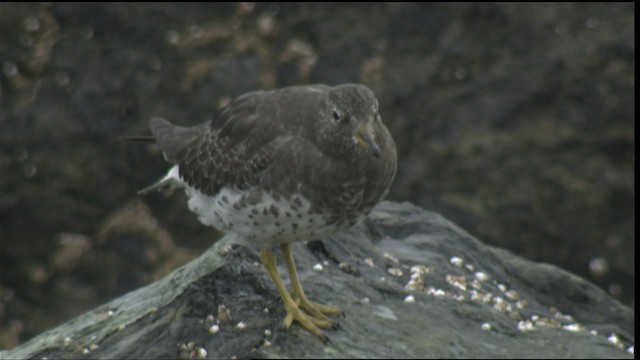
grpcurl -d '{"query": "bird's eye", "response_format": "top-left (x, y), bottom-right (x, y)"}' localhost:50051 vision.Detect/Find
top-left (332, 110), bottom-right (340, 121)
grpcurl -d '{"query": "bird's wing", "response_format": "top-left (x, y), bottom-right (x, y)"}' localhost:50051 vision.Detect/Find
top-left (164, 91), bottom-right (290, 196)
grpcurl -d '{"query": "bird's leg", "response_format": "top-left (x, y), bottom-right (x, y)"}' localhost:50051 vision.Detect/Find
top-left (280, 243), bottom-right (343, 322)
top-left (259, 248), bottom-right (332, 341)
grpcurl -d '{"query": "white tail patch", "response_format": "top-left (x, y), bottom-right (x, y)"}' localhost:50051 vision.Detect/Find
top-left (138, 165), bottom-right (185, 195)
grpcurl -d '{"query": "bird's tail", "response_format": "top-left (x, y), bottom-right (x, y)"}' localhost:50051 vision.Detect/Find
top-left (120, 135), bottom-right (156, 142)
top-left (149, 117), bottom-right (204, 163)
top-left (137, 165), bottom-right (184, 195)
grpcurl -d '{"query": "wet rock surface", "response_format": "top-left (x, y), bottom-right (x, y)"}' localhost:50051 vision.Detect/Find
top-left (0, 2), bottom-right (634, 349)
top-left (1, 202), bottom-right (634, 359)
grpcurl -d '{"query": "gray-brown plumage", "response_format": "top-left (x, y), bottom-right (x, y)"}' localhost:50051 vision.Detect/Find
top-left (140, 83), bottom-right (397, 341)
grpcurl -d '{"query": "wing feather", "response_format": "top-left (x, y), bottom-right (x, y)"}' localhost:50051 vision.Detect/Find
top-left (150, 86), bottom-right (328, 196)
top-left (169, 92), bottom-right (287, 195)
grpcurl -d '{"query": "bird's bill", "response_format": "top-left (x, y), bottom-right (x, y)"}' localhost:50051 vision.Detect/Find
top-left (354, 123), bottom-right (381, 157)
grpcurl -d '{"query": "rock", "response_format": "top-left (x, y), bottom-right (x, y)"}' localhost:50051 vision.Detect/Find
top-left (1, 202), bottom-right (633, 359)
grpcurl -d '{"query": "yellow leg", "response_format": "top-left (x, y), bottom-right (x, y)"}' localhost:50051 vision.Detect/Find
top-left (259, 248), bottom-right (331, 342)
top-left (280, 243), bottom-right (343, 323)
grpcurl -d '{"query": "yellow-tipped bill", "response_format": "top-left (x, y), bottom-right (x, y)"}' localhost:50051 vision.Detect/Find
top-left (355, 123), bottom-right (380, 157)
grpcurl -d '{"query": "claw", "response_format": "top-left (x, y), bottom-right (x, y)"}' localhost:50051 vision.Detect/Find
top-left (309, 316), bottom-right (335, 329)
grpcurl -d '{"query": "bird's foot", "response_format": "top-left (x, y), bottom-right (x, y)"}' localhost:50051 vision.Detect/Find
top-left (282, 300), bottom-right (333, 342)
top-left (293, 295), bottom-right (343, 326)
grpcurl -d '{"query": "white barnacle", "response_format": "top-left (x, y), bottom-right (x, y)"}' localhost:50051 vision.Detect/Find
top-left (474, 272), bottom-right (489, 281)
top-left (387, 267), bottom-right (403, 277)
top-left (515, 299), bottom-right (528, 309)
top-left (383, 253), bottom-right (399, 263)
top-left (220, 244), bottom-right (233, 255)
top-left (465, 264), bottom-right (475, 272)
top-left (532, 316), bottom-right (560, 329)
top-left (196, 347), bottom-right (208, 359)
top-left (551, 309), bottom-right (574, 322)
top-left (427, 287), bottom-right (446, 297)
top-left (364, 257), bottom-right (375, 267)
top-left (446, 274), bottom-right (467, 291)
top-left (493, 296), bottom-right (509, 312)
top-left (505, 290), bottom-right (520, 301)
top-left (562, 323), bottom-right (584, 332)
top-left (208, 324), bottom-right (220, 334)
top-left (517, 320), bottom-right (535, 332)
top-left (449, 256), bottom-right (464, 267)
top-left (404, 279), bottom-right (419, 291)
top-left (607, 333), bottom-right (621, 345)
top-left (468, 279), bottom-right (481, 290)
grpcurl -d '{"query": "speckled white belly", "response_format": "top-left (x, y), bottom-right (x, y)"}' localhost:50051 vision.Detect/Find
top-left (186, 187), bottom-right (343, 247)
top-left (157, 165), bottom-right (344, 248)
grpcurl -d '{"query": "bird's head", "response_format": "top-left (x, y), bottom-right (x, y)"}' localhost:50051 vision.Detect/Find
top-left (316, 84), bottom-right (384, 160)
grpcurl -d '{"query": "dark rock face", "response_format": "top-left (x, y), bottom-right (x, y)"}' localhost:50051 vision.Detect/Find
top-left (1, 202), bottom-right (633, 359)
top-left (0, 2), bottom-right (634, 349)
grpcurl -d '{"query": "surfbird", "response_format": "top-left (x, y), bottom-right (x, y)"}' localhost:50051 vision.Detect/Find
top-left (138, 84), bottom-right (397, 341)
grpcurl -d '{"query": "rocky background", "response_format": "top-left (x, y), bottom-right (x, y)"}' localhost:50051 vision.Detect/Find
top-left (2, 202), bottom-right (634, 358)
top-left (0, 3), bottom-right (634, 350)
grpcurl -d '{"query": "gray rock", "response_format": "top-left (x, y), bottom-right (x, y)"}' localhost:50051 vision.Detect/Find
top-left (2, 202), bottom-right (633, 359)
